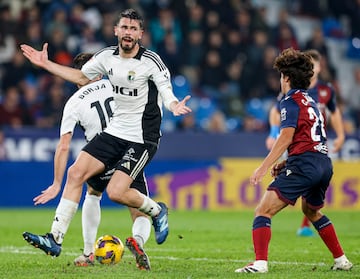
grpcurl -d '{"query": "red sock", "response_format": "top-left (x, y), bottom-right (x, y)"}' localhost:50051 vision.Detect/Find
top-left (318, 224), bottom-right (344, 258)
top-left (301, 216), bottom-right (311, 228)
top-left (253, 227), bottom-right (271, 261)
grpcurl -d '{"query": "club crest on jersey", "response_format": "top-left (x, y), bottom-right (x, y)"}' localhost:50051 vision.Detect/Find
top-left (128, 71), bottom-right (135, 82)
top-left (280, 108), bottom-right (287, 121)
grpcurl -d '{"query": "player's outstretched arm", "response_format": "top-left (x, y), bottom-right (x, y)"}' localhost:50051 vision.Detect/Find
top-left (330, 107), bottom-right (345, 153)
top-left (20, 43), bottom-right (90, 86)
top-left (33, 133), bottom-right (72, 205)
top-left (170, 95), bottom-right (192, 116)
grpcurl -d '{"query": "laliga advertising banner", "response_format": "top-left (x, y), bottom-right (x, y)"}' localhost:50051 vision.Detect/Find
top-left (147, 159), bottom-right (360, 210)
top-left (1, 129), bottom-right (359, 209)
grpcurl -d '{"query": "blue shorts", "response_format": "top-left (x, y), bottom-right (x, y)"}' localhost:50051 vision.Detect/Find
top-left (268, 152), bottom-right (333, 209)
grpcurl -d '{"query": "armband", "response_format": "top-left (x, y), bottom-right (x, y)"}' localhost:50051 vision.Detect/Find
top-left (269, 125), bottom-right (280, 139)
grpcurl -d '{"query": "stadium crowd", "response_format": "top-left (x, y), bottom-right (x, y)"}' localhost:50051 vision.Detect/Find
top-left (0, 0), bottom-right (359, 134)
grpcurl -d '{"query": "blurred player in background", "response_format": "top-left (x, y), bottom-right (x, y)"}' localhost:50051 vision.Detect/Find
top-left (236, 47), bottom-right (352, 273)
top-left (265, 49), bottom-right (345, 237)
top-left (32, 53), bottom-right (152, 270)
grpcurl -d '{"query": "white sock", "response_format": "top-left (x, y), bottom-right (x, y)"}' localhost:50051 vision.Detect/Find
top-left (82, 193), bottom-right (101, 255)
top-left (132, 216), bottom-right (151, 248)
top-left (138, 195), bottom-right (161, 217)
top-left (51, 198), bottom-right (78, 244)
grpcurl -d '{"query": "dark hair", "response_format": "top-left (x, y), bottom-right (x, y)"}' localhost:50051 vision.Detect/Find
top-left (116, 9), bottom-right (144, 30)
top-left (73, 53), bottom-right (93, 69)
top-left (273, 48), bottom-right (313, 89)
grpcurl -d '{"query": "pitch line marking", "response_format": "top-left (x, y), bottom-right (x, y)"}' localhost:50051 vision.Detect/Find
top-left (0, 246), bottom-right (328, 266)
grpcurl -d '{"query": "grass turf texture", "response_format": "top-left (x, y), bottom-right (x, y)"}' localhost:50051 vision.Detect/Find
top-left (0, 208), bottom-right (358, 279)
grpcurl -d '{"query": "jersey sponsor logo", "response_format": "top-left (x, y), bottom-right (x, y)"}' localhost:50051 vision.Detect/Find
top-left (112, 85), bottom-right (138, 96)
top-left (286, 169), bottom-right (292, 176)
top-left (128, 71), bottom-right (135, 82)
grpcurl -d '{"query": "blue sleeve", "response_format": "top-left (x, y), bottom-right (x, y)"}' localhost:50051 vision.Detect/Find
top-left (280, 98), bottom-right (299, 129)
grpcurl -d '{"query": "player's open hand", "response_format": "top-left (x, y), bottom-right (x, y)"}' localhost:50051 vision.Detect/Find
top-left (331, 136), bottom-right (345, 153)
top-left (172, 95), bottom-right (192, 116)
top-left (20, 43), bottom-right (49, 69)
top-left (33, 184), bottom-right (61, 205)
top-left (250, 165), bottom-right (268, 185)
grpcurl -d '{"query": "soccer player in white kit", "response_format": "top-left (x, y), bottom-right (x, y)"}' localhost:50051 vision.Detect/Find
top-left (21, 9), bottom-right (192, 269)
top-left (31, 53), bottom-right (153, 269)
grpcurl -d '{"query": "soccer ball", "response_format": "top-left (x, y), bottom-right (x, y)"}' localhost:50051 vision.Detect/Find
top-left (94, 235), bottom-right (124, 265)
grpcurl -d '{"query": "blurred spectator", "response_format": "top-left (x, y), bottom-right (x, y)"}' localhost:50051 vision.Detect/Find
top-left (232, 8), bottom-right (252, 45)
top-left (221, 59), bottom-right (244, 117)
top-left (199, 49), bottom-right (226, 101)
top-left (149, 8), bottom-right (182, 48)
top-left (76, 23), bottom-right (106, 54)
top-left (0, 86), bottom-right (33, 128)
top-left (96, 12), bottom-right (118, 46)
top-left (68, 2), bottom-right (87, 36)
top-left (1, 49), bottom-right (34, 92)
top-left (206, 110), bottom-right (228, 133)
top-left (22, 78), bottom-right (44, 127)
top-left (44, 6), bottom-right (70, 40)
top-left (180, 29), bottom-right (205, 87)
top-left (46, 27), bottom-right (73, 65)
top-left (270, 9), bottom-right (297, 46)
top-left (276, 22), bottom-right (299, 51)
top-left (185, 3), bottom-right (205, 31)
top-left (343, 66), bottom-right (360, 129)
top-left (223, 28), bottom-right (247, 65)
top-left (176, 113), bottom-right (199, 132)
top-left (157, 32), bottom-right (182, 76)
top-left (304, 25), bottom-right (329, 59)
top-left (23, 21), bottom-right (44, 52)
top-left (0, 30), bottom-right (16, 65)
top-left (0, 127), bottom-right (6, 160)
top-left (39, 82), bottom-right (67, 128)
top-left (205, 29), bottom-right (226, 59)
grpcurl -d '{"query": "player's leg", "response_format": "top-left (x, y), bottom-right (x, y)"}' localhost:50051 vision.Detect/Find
top-left (235, 190), bottom-right (288, 273)
top-left (106, 142), bottom-right (168, 244)
top-left (23, 151), bottom-right (105, 256)
top-left (126, 208), bottom-right (151, 270)
top-left (303, 204), bottom-right (353, 271)
top-left (74, 185), bottom-right (102, 266)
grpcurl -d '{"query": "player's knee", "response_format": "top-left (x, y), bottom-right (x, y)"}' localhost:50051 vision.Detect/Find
top-left (106, 186), bottom-right (125, 203)
top-left (67, 164), bottom-right (86, 182)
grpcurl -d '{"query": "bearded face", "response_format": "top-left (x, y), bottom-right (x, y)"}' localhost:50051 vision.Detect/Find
top-left (114, 18), bottom-right (143, 54)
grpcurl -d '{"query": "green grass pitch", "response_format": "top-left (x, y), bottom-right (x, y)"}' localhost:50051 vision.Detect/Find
top-left (0, 208), bottom-right (358, 278)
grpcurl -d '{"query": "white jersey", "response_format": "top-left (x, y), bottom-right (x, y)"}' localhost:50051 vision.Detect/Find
top-left (81, 46), bottom-right (178, 144)
top-left (60, 79), bottom-right (115, 141)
